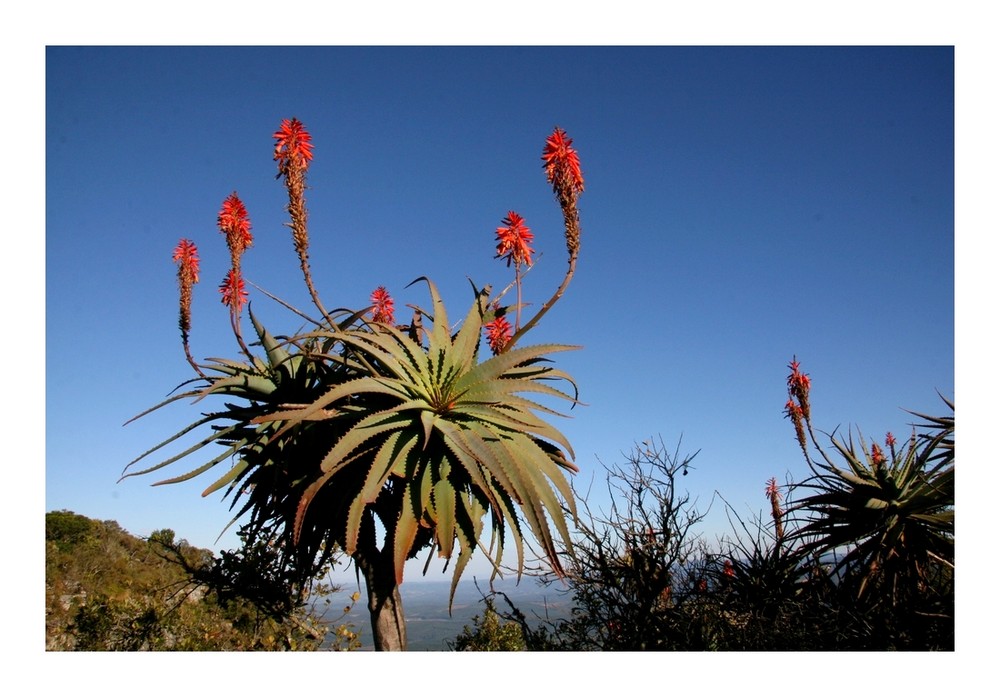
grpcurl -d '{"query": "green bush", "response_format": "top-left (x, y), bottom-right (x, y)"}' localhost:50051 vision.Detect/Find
top-left (450, 598), bottom-right (527, 651)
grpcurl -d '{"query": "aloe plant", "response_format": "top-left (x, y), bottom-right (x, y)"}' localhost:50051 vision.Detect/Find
top-left (783, 358), bottom-right (953, 641)
top-left (789, 409), bottom-right (954, 603)
top-left (123, 119), bottom-right (588, 650)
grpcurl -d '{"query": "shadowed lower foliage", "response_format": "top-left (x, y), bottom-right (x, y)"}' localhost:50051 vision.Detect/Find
top-left (454, 384), bottom-right (953, 651)
top-left (783, 394), bottom-right (954, 648)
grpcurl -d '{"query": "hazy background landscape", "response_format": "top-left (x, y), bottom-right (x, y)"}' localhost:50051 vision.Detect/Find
top-left (320, 578), bottom-right (571, 651)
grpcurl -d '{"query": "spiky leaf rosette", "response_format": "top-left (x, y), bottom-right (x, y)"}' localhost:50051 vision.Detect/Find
top-left (263, 278), bottom-right (580, 602)
top-left (787, 397), bottom-right (954, 605)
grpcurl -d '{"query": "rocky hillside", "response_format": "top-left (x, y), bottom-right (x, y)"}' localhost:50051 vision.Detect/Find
top-left (45, 510), bottom-right (344, 651)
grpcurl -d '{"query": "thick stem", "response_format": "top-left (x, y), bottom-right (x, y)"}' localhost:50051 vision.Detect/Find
top-left (352, 513), bottom-right (408, 651)
top-left (367, 578), bottom-right (407, 652)
top-left (356, 550), bottom-right (407, 651)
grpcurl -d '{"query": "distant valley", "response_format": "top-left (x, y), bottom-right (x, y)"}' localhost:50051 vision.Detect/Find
top-left (318, 578), bottom-right (573, 651)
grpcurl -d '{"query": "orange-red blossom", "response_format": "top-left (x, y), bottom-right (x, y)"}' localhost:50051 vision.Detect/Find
top-left (218, 192), bottom-right (252, 264)
top-left (542, 126), bottom-right (584, 196)
top-left (784, 356), bottom-right (812, 457)
top-left (370, 286), bottom-right (395, 324)
top-left (484, 314), bottom-right (513, 355)
top-left (495, 211), bottom-right (534, 268)
top-left (871, 443), bottom-right (887, 468)
top-left (273, 117), bottom-right (314, 176)
top-left (786, 357), bottom-right (811, 419)
top-left (541, 126), bottom-right (584, 265)
top-left (219, 269), bottom-right (248, 312)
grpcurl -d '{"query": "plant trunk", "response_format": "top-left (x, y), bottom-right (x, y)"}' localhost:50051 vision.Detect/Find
top-left (366, 578), bottom-right (407, 651)
top-left (356, 548), bottom-right (407, 651)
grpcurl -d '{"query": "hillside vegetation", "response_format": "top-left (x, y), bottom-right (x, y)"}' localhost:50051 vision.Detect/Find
top-left (453, 393), bottom-right (954, 651)
top-left (45, 510), bottom-right (357, 651)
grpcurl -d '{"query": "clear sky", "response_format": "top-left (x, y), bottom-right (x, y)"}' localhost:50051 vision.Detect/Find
top-left (45, 46), bottom-right (956, 585)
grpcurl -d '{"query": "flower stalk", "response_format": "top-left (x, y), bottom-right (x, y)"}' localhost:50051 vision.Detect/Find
top-left (784, 356), bottom-right (827, 464)
top-left (507, 127), bottom-right (585, 348)
top-left (217, 193), bottom-right (253, 358)
top-left (273, 118), bottom-right (330, 324)
top-left (172, 238), bottom-right (205, 378)
top-left (494, 211), bottom-right (534, 331)
top-left (765, 477), bottom-right (784, 542)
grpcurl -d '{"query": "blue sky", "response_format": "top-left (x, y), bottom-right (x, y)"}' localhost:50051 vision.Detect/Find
top-left (44, 46), bottom-right (957, 586)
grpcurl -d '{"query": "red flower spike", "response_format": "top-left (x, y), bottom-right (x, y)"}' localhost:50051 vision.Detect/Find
top-left (495, 211), bottom-right (535, 268)
top-left (542, 126), bottom-right (584, 194)
top-left (784, 398), bottom-right (807, 454)
top-left (173, 238), bottom-right (200, 346)
top-left (484, 314), bottom-right (513, 355)
top-left (871, 443), bottom-right (887, 468)
top-left (273, 117), bottom-right (314, 174)
top-left (786, 356), bottom-right (811, 420)
top-left (885, 432), bottom-right (896, 448)
top-left (786, 358), bottom-right (811, 394)
top-left (766, 477), bottom-right (785, 541)
top-left (172, 238), bottom-right (200, 284)
top-left (723, 559), bottom-right (735, 578)
top-left (765, 477), bottom-right (782, 502)
top-left (219, 269), bottom-right (248, 312)
top-left (370, 286), bottom-right (395, 324)
top-left (218, 193), bottom-right (253, 258)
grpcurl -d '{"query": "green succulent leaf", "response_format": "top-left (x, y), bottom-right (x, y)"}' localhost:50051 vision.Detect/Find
top-left (249, 306), bottom-right (290, 369)
top-left (200, 457), bottom-right (251, 497)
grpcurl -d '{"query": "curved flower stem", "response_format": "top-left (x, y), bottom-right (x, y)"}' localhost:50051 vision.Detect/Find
top-left (298, 252), bottom-right (333, 327)
top-left (507, 202), bottom-right (580, 349)
top-left (514, 262), bottom-right (523, 331)
top-left (229, 308), bottom-right (253, 361)
top-left (507, 253), bottom-right (576, 349)
top-left (273, 118), bottom-right (334, 330)
top-left (804, 416), bottom-right (840, 473)
top-left (182, 339), bottom-right (207, 379)
top-left (172, 239), bottom-right (206, 379)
